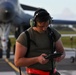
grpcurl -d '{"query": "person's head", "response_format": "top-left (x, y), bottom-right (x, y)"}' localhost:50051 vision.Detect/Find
top-left (30, 8), bottom-right (52, 31)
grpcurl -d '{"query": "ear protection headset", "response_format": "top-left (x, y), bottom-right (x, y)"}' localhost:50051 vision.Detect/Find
top-left (30, 8), bottom-right (52, 27)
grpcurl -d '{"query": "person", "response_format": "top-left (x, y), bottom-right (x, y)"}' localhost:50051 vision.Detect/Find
top-left (14, 8), bottom-right (65, 75)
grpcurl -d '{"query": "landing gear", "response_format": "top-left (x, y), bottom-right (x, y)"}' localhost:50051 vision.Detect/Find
top-left (13, 44), bottom-right (15, 55)
top-left (70, 50), bottom-right (76, 63)
top-left (6, 38), bottom-right (11, 58)
top-left (0, 48), bottom-right (3, 58)
top-left (6, 49), bottom-right (10, 58)
top-left (70, 56), bottom-right (75, 63)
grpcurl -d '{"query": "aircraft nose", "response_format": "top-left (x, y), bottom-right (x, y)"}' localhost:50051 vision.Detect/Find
top-left (0, 2), bottom-right (16, 23)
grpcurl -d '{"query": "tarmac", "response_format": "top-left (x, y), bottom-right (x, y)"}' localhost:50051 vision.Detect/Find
top-left (0, 49), bottom-right (76, 75)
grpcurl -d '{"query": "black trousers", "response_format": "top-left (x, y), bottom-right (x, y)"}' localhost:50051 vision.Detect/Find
top-left (27, 71), bottom-right (60, 75)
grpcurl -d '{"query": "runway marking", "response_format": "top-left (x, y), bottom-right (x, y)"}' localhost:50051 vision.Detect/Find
top-left (4, 58), bottom-right (25, 75)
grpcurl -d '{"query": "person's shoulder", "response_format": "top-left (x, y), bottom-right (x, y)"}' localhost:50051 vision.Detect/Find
top-left (26, 27), bottom-right (33, 36)
top-left (49, 27), bottom-right (61, 41)
top-left (16, 32), bottom-right (26, 41)
top-left (19, 31), bottom-right (25, 36)
top-left (49, 27), bottom-right (57, 31)
top-left (26, 27), bottom-right (32, 32)
top-left (49, 27), bottom-right (60, 33)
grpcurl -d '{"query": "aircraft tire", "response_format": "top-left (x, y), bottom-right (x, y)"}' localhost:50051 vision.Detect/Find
top-left (6, 49), bottom-right (10, 58)
top-left (0, 48), bottom-right (3, 58)
top-left (13, 44), bottom-right (15, 55)
top-left (70, 56), bottom-right (75, 63)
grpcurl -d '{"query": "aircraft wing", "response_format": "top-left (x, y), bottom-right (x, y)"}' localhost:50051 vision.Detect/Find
top-left (20, 4), bottom-right (76, 25)
top-left (19, 4), bottom-right (76, 25)
top-left (20, 4), bottom-right (39, 11)
top-left (52, 19), bottom-right (76, 25)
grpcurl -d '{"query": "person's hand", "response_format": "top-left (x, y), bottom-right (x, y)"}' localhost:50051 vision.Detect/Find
top-left (37, 53), bottom-right (49, 64)
top-left (54, 55), bottom-right (64, 62)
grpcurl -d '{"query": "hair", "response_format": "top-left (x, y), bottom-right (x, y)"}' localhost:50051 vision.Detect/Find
top-left (34, 8), bottom-right (48, 16)
top-left (34, 8), bottom-right (51, 22)
top-left (30, 8), bottom-right (52, 27)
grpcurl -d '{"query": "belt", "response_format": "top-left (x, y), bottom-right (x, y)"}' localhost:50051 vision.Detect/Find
top-left (26, 68), bottom-right (57, 75)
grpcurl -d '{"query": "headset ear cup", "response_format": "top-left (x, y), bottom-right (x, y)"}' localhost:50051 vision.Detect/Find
top-left (30, 18), bottom-right (35, 27)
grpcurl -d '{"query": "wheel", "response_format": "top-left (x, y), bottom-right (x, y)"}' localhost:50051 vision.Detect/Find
top-left (70, 56), bottom-right (75, 63)
top-left (13, 44), bottom-right (15, 55)
top-left (0, 48), bottom-right (3, 58)
top-left (6, 49), bottom-right (10, 58)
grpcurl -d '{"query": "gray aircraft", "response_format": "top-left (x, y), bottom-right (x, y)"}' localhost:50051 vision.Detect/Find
top-left (0, 0), bottom-right (76, 58)
top-left (0, 0), bottom-right (39, 58)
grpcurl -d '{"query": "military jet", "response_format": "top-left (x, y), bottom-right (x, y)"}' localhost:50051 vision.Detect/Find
top-left (0, 0), bottom-right (76, 58)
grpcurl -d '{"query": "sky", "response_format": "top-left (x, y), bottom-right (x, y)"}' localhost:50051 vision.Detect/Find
top-left (19, 0), bottom-right (76, 20)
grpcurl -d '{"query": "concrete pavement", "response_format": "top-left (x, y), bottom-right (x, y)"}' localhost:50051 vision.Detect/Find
top-left (0, 49), bottom-right (76, 75)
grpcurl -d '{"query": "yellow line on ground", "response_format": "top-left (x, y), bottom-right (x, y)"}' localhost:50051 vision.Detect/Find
top-left (4, 58), bottom-right (25, 75)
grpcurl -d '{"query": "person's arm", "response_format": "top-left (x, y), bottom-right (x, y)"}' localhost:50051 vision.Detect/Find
top-left (14, 42), bottom-right (48, 67)
top-left (14, 42), bottom-right (39, 67)
top-left (54, 38), bottom-right (65, 62)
